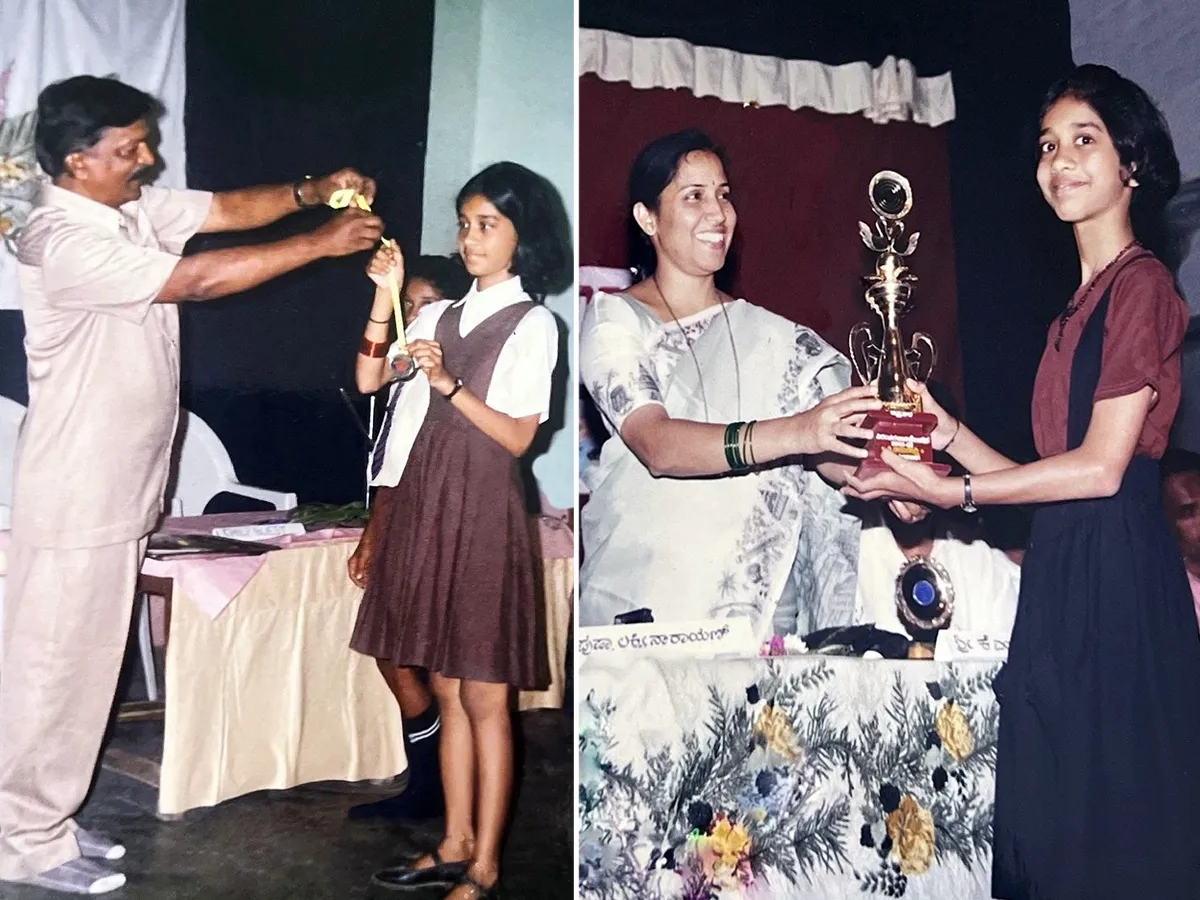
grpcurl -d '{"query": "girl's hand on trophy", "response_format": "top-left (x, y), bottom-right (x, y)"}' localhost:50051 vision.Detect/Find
top-left (408, 340), bottom-right (455, 394)
top-left (366, 241), bottom-right (404, 287)
top-left (905, 378), bottom-right (959, 450)
top-left (843, 449), bottom-right (957, 508)
top-left (794, 385), bottom-right (881, 458)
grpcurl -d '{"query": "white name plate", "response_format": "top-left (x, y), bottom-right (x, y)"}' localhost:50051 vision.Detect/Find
top-left (211, 523), bottom-right (306, 541)
top-left (577, 617), bottom-right (758, 660)
top-left (934, 630), bottom-right (1010, 662)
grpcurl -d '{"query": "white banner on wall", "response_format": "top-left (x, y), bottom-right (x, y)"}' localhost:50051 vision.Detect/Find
top-left (0, 0), bottom-right (188, 311)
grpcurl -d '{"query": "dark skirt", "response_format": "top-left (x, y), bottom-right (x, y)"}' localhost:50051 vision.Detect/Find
top-left (992, 458), bottom-right (1200, 899)
top-left (349, 425), bottom-right (550, 691)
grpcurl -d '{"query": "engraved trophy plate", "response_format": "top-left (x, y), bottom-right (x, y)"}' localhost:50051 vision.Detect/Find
top-left (850, 171), bottom-right (949, 476)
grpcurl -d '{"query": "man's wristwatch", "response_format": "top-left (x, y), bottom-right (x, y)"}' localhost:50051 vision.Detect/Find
top-left (442, 377), bottom-right (464, 401)
top-left (961, 473), bottom-right (978, 513)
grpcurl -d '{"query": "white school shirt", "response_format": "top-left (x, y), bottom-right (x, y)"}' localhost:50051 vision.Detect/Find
top-left (370, 275), bottom-right (558, 487)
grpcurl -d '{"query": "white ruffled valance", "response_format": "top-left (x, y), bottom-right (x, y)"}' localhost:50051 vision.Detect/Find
top-left (579, 27), bottom-right (956, 128)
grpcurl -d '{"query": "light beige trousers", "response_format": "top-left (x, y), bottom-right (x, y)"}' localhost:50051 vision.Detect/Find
top-left (0, 537), bottom-right (144, 880)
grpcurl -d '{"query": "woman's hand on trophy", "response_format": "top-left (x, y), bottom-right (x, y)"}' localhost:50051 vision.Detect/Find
top-left (843, 449), bottom-right (959, 508)
top-left (366, 241), bottom-right (404, 288)
top-left (409, 339), bottom-right (456, 395)
top-left (793, 385), bottom-right (881, 459)
top-left (905, 379), bottom-right (959, 451)
top-left (888, 500), bottom-right (931, 524)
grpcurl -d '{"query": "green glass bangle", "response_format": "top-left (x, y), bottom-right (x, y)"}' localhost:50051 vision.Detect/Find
top-left (724, 421), bottom-right (747, 471)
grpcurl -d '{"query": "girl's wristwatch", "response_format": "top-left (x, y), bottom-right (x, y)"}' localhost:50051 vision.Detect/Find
top-left (443, 377), bottom-right (464, 401)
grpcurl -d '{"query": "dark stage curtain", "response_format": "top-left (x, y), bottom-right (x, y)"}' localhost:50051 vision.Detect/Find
top-left (945, 0), bottom-right (1076, 463)
top-left (0, 316), bottom-right (23, 405)
top-left (579, 76), bottom-right (962, 401)
top-left (181, 0), bottom-right (435, 505)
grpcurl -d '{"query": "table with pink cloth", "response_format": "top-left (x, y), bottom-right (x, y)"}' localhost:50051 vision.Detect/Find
top-left (145, 510), bottom-right (573, 815)
top-left (0, 512), bottom-right (574, 817)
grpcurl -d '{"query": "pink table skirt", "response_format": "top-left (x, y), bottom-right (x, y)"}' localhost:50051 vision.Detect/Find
top-left (0, 509), bottom-right (574, 634)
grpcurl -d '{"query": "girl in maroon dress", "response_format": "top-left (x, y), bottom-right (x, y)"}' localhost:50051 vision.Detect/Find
top-left (352, 162), bottom-right (566, 899)
top-left (846, 65), bottom-right (1200, 898)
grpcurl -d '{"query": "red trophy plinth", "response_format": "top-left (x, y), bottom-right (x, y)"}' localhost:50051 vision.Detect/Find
top-left (857, 408), bottom-right (950, 477)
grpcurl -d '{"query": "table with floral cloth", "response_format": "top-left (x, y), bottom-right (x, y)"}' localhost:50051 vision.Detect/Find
top-left (578, 654), bottom-right (1000, 899)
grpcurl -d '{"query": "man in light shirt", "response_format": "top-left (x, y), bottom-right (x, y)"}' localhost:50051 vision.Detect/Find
top-left (1, 74), bottom-right (383, 895)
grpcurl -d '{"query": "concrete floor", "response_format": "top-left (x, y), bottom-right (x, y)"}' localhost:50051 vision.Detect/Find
top-left (3, 658), bottom-right (572, 900)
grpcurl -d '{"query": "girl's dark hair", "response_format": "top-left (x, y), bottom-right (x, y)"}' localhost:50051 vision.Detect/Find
top-left (1039, 64), bottom-right (1180, 244)
top-left (36, 75), bottom-right (162, 178)
top-left (407, 254), bottom-right (473, 301)
top-left (455, 162), bottom-right (570, 301)
top-left (627, 130), bottom-right (730, 277)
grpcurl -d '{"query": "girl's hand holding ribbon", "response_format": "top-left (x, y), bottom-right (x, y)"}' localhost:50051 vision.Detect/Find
top-left (408, 340), bottom-right (456, 395)
top-left (367, 242), bottom-right (404, 288)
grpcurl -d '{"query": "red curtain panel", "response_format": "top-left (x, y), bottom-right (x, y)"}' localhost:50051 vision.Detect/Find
top-left (580, 74), bottom-right (962, 401)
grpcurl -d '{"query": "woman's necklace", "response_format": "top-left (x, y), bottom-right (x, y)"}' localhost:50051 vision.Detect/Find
top-left (1054, 240), bottom-right (1139, 351)
top-left (650, 276), bottom-right (742, 422)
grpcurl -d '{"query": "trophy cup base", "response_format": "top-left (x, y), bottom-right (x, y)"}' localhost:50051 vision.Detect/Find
top-left (854, 407), bottom-right (951, 478)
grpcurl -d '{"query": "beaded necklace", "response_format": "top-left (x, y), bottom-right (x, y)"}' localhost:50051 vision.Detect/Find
top-left (1054, 240), bottom-right (1139, 351)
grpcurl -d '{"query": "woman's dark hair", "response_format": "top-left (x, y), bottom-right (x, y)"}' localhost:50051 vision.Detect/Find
top-left (455, 162), bottom-right (570, 301)
top-left (1039, 64), bottom-right (1180, 245)
top-left (35, 75), bottom-right (161, 178)
top-left (627, 130), bottom-right (730, 277)
top-left (407, 254), bottom-right (473, 301)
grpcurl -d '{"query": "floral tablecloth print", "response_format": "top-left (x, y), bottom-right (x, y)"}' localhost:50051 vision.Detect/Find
top-left (578, 655), bottom-right (1001, 899)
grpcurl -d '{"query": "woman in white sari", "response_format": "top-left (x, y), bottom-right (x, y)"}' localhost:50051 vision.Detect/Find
top-left (580, 130), bottom-right (897, 639)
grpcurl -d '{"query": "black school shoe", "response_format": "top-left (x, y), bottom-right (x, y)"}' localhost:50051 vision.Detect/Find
top-left (369, 851), bottom-right (468, 892)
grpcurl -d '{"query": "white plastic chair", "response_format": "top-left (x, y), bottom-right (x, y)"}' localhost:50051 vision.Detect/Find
top-left (144, 409), bottom-right (297, 702)
top-left (167, 409), bottom-right (298, 516)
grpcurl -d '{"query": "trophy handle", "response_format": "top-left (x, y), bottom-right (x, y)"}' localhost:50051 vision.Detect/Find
top-left (906, 332), bottom-right (938, 384)
top-left (849, 322), bottom-right (881, 388)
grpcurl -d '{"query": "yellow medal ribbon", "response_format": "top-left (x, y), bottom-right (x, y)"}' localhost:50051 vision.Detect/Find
top-left (327, 188), bottom-right (407, 350)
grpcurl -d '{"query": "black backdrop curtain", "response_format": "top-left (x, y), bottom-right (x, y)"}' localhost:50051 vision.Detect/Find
top-left (181, 0), bottom-right (435, 505)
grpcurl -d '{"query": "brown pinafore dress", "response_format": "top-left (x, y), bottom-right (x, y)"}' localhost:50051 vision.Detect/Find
top-left (350, 300), bottom-right (549, 690)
